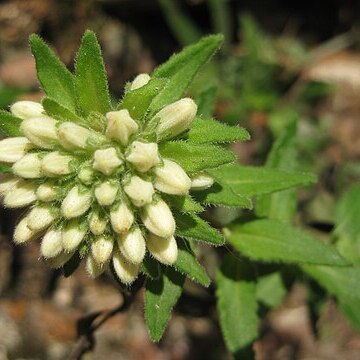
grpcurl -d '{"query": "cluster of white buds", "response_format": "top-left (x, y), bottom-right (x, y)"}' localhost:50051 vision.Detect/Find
top-left (0, 74), bottom-right (215, 284)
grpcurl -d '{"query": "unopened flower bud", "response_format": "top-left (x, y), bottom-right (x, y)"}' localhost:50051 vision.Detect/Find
top-left (118, 227), bottom-right (146, 264)
top-left (92, 148), bottom-right (123, 175)
top-left (78, 165), bottom-right (95, 184)
top-left (110, 202), bottom-right (134, 233)
top-left (105, 109), bottom-right (138, 146)
top-left (0, 177), bottom-right (18, 196)
top-left (89, 211), bottom-right (107, 235)
top-left (0, 137), bottom-right (31, 163)
top-left (91, 236), bottom-right (113, 265)
top-left (130, 73), bottom-right (151, 90)
top-left (61, 186), bottom-right (92, 218)
top-left (147, 233), bottom-right (178, 265)
top-left (112, 249), bottom-right (139, 284)
top-left (94, 181), bottom-right (118, 206)
top-left (41, 151), bottom-right (74, 177)
top-left (27, 204), bottom-right (59, 231)
top-left (36, 181), bottom-right (57, 202)
top-left (40, 229), bottom-right (63, 258)
top-left (154, 98), bottom-right (197, 139)
top-left (86, 254), bottom-right (106, 278)
top-left (46, 251), bottom-right (74, 269)
top-left (12, 153), bottom-right (42, 178)
top-left (141, 200), bottom-right (175, 238)
top-left (190, 173), bottom-right (214, 190)
top-left (126, 141), bottom-right (160, 172)
top-left (154, 159), bottom-right (191, 195)
top-left (10, 101), bottom-right (44, 119)
top-left (4, 180), bottom-right (37, 208)
top-left (123, 176), bottom-right (154, 207)
top-left (62, 219), bottom-right (87, 252)
top-left (13, 216), bottom-right (36, 244)
top-left (20, 116), bottom-right (58, 149)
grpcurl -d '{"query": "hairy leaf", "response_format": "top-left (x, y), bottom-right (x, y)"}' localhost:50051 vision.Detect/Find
top-left (163, 194), bottom-right (204, 213)
top-left (42, 98), bottom-right (83, 123)
top-left (256, 272), bottom-right (287, 308)
top-left (145, 266), bottom-right (185, 341)
top-left (29, 34), bottom-right (76, 112)
top-left (228, 219), bottom-right (348, 266)
top-left (0, 110), bottom-right (22, 136)
top-left (75, 30), bottom-right (112, 115)
top-left (159, 141), bottom-right (235, 173)
top-left (196, 84), bottom-right (217, 117)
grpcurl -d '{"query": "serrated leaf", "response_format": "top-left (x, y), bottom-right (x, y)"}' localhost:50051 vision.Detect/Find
top-left (0, 110), bottom-right (22, 136)
top-left (29, 34), bottom-right (76, 112)
top-left (42, 98), bottom-right (83, 123)
top-left (149, 35), bottom-right (223, 115)
top-left (197, 84), bottom-right (217, 117)
top-left (0, 164), bottom-right (12, 173)
top-left (163, 194), bottom-right (204, 213)
top-left (256, 272), bottom-right (287, 308)
top-left (145, 266), bottom-right (185, 341)
top-left (118, 78), bottom-right (168, 121)
top-left (216, 254), bottom-right (258, 354)
top-left (187, 117), bottom-right (250, 144)
top-left (175, 238), bottom-right (210, 286)
top-left (193, 182), bottom-right (253, 208)
top-left (174, 210), bottom-right (224, 245)
top-left (228, 219), bottom-right (348, 266)
top-left (75, 30), bottom-right (112, 115)
top-left (159, 141), bottom-right (235, 173)
top-left (209, 164), bottom-right (317, 198)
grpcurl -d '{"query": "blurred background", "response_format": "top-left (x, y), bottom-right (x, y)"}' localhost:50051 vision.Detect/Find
top-left (0, 0), bottom-right (360, 359)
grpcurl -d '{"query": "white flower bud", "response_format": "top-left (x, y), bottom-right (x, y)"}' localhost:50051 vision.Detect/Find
top-left (41, 151), bottom-right (74, 177)
top-left (0, 137), bottom-right (31, 163)
top-left (11, 101), bottom-right (44, 119)
top-left (190, 173), bottom-right (214, 190)
top-left (112, 249), bottom-right (139, 284)
top-left (89, 211), bottom-right (107, 235)
top-left (46, 251), bottom-right (74, 269)
top-left (94, 181), bottom-right (118, 206)
top-left (13, 216), bottom-right (36, 244)
top-left (147, 233), bottom-right (178, 265)
top-left (105, 109), bottom-right (139, 146)
top-left (154, 98), bottom-right (197, 139)
top-left (78, 166), bottom-right (95, 184)
top-left (62, 219), bottom-right (87, 252)
top-left (36, 181), bottom-right (57, 202)
top-left (91, 236), bottom-right (114, 265)
top-left (20, 116), bottom-right (58, 149)
top-left (141, 200), bottom-right (175, 238)
top-left (0, 177), bottom-right (18, 196)
top-left (27, 204), bottom-right (58, 231)
top-left (12, 153), bottom-right (42, 179)
top-left (4, 180), bottom-right (37, 208)
top-left (130, 73), bottom-right (151, 90)
top-left (86, 254), bottom-right (106, 278)
top-left (61, 186), bottom-right (92, 219)
top-left (40, 229), bottom-right (63, 258)
top-left (58, 122), bottom-right (105, 150)
top-left (123, 176), bottom-right (154, 207)
top-left (110, 202), bottom-right (134, 233)
top-left (126, 141), bottom-right (160, 172)
top-left (154, 159), bottom-right (191, 195)
top-left (92, 148), bottom-right (123, 176)
top-left (118, 227), bottom-right (146, 265)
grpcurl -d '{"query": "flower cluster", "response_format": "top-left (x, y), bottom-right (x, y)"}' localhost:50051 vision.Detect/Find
top-left (0, 74), bottom-right (214, 284)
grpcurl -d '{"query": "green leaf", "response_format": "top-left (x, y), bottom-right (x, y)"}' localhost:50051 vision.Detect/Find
top-left (339, 297), bottom-right (360, 331)
top-left (187, 117), bottom-right (250, 144)
top-left (118, 78), bottom-right (168, 121)
top-left (29, 34), bottom-right (76, 112)
top-left (159, 141), bottom-right (235, 173)
top-left (42, 98), bottom-right (83, 123)
top-left (163, 194), bottom-right (204, 213)
top-left (149, 35), bottom-right (223, 114)
top-left (216, 254), bottom-right (258, 354)
top-left (196, 84), bottom-right (217, 117)
top-left (194, 182), bottom-right (253, 208)
top-left (0, 110), bottom-right (22, 136)
top-left (145, 266), bottom-right (185, 341)
top-left (75, 30), bottom-right (112, 115)
top-left (141, 255), bottom-right (161, 280)
top-left (0, 164), bottom-right (12, 173)
top-left (174, 210), bottom-right (224, 245)
top-left (256, 120), bottom-right (298, 222)
top-left (256, 272), bottom-right (287, 308)
top-left (209, 164), bottom-right (317, 198)
top-left (228, 219), bottom-right (348, 266)
top-left (175, 238), bottom-right (210, 286)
